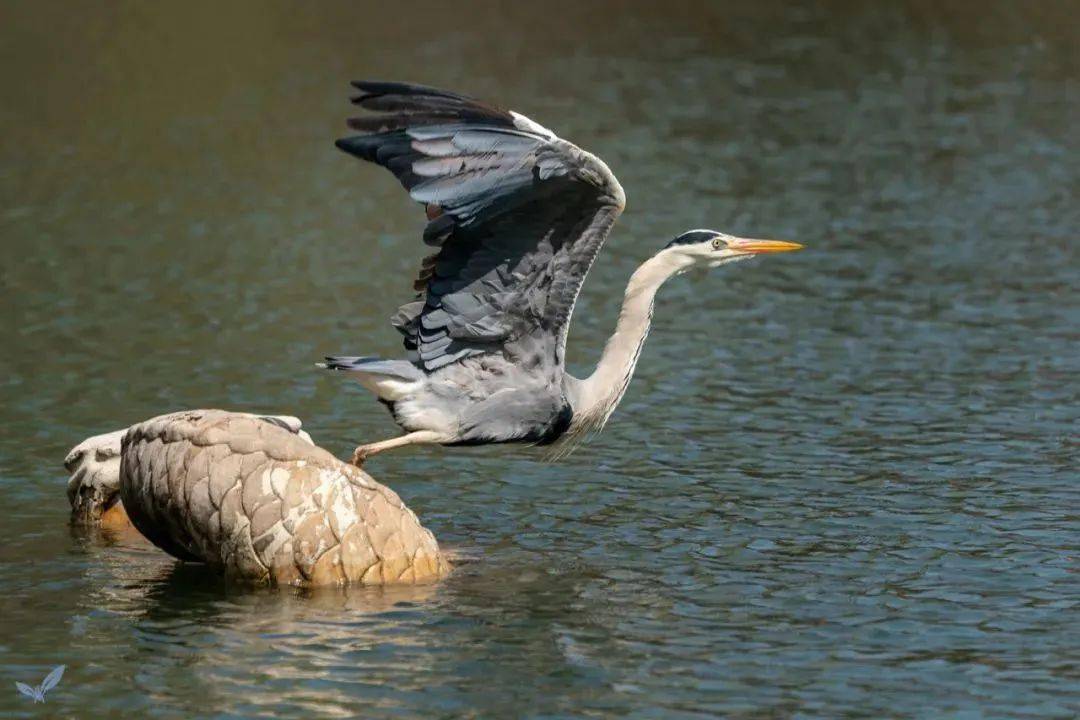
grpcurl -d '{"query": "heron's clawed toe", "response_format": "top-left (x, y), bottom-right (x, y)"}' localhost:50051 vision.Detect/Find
top-left (349, 445), bottom-right (371, 468)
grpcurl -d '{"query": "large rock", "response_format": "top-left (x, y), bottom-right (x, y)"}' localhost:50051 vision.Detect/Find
top-left (65, 410), bottom-right (448, 587)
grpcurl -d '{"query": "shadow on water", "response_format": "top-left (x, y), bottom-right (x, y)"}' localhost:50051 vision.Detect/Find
top-left (72, 544), bottom-right (624, 717)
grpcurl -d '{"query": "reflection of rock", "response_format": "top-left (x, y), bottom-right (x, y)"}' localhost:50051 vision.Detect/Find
top-left (65, 410), bottom-right (448, 587)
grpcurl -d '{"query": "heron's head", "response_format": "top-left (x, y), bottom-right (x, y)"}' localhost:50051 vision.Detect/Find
top-left (665, 229), bottom-right (803, 269)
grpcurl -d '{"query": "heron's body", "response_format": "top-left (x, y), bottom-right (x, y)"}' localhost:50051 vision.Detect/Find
top-left (323, 82), bottom-right (802, 463)
top-left (362, 355), bottom-right (572, 445)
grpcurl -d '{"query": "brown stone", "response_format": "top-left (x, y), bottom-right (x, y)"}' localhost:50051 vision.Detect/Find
top-left (67, 410), bottom-right (449, 587)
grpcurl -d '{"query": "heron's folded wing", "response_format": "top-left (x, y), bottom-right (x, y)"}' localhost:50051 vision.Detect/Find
top-left (337, 81), bottom-right (625, 372)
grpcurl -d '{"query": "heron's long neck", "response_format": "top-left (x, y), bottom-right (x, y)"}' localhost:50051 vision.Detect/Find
top-left (571, 250), bottom-right (691, 431)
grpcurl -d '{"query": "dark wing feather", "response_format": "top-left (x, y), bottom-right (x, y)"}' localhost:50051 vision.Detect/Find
top-left (337, 81), bottom-right (625, 372)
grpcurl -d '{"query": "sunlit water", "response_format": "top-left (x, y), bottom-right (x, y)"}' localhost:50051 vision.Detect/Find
top-left (1, 2), bottom-right (1077, 717)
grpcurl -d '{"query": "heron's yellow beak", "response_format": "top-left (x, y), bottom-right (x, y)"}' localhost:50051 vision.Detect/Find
top-left (727, 238), bottom-right (805, 254)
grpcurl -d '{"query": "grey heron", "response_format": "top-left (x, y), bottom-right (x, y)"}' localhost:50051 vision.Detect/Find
top-left (323, 81), bottom-right (803, 464)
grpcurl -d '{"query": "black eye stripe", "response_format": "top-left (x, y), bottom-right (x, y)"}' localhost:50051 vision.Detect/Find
top-left (665, 230), bottom-right (718, 248)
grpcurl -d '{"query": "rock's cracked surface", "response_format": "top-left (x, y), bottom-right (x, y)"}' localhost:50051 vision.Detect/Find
top-left (68, 409), bottom-right (448, 587)
top-left (65, 428), bottom-right (127, 527)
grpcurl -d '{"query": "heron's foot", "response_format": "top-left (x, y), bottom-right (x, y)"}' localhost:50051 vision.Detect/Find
top-left (349, 444), bottom-right (373, 468)
top-left (347, 431), bottom-right (450, 467)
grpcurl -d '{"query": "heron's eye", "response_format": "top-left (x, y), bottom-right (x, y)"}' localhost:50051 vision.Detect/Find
top-left (711, 237), bottom-right (724, 250)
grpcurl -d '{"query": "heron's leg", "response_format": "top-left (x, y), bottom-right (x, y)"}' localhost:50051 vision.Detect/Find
top-left (350, 431), bottom-right (450, 467)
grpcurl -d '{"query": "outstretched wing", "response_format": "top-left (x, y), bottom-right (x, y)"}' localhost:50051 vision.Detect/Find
top-left (337, 81), bottom-right (625, 372)
top-left (15, 682), bottom-right (36, 699)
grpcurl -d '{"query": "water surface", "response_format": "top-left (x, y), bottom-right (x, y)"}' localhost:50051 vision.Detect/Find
top-left (1, 2), bottom-right (1077, 717)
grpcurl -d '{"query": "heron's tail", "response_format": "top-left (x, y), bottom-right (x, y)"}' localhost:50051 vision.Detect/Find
top-left (319, 356), bottom-right (423, 402)
top-left (318, 356), bottom-right (422, 381)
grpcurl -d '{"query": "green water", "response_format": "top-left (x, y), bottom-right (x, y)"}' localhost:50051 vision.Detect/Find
top-left (1, 2), bottom-right (1077, 717)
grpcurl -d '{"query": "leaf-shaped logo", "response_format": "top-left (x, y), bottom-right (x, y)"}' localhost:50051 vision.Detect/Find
top-left (14, 665), bottom-right (64, 703)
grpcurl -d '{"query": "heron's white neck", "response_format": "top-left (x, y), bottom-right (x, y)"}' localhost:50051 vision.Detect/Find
top-left (569, 249), bottom-right (693, 433)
